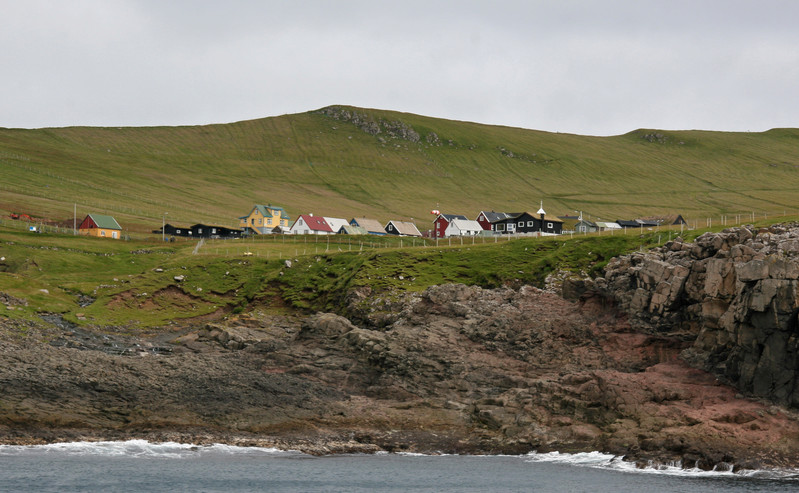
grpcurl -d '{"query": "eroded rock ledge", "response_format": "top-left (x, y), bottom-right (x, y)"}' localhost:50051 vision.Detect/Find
top-left (591, 223), bottom-right (799, 407)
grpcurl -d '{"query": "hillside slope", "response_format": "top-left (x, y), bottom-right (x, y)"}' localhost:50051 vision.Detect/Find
top-left (2, 105), bottom-right (799, 232)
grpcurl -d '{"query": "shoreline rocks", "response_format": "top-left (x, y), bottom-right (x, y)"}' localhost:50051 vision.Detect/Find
top-left (4, 226), bottom-right (799, 470)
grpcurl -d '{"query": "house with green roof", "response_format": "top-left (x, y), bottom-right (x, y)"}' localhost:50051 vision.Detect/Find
top-left (239, 204), bottom-right (290, 234)
top-left (78, 214), bottom-right (122, 239)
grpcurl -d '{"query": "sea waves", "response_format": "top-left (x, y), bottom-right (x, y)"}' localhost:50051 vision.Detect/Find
top-left (524, 451), bottom-right (799, 480)
top-left (1, 440), bottom-right (797, 481)
top-left (0, 439), bottom-right (293, 459)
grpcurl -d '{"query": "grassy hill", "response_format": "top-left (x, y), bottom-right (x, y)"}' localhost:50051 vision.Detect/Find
top-left (2, 105), bottom-right (799, 234)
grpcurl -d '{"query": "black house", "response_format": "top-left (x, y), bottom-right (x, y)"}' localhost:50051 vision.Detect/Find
top-left (189, 223), bottom-right (242, 238)
top-left (153, 223), bottom-right (242, 239)
top-left (494, 212), bottom-right (537, 234)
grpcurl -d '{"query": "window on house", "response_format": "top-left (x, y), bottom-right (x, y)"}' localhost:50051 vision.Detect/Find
top-left (176, 229), bottom-right (181, 234)
top-left (100, 231), bottom-right (105, 236)
top-left (518, 221), bottom-right (523, 228)
top-left (496, 224), bottom-right (504, 231)
top-left (198, 228), bottom-right (203, 234)
top-left (547, 222), bottom-right (553, 228)
top-left (528, 221), bottom-right (534, 227)
top-left (212, 228), bottom-right (217, 234)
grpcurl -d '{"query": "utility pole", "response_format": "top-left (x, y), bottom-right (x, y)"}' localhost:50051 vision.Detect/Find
top-left (162, 212), bottom-right (168, 242)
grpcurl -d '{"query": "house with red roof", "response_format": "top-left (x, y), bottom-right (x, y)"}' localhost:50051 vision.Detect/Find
top-left (288, 214), bottom-right (334, 235)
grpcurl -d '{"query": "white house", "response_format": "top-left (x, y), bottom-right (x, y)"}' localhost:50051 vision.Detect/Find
top-left (323, 217), bottom-right (350, 233)
top-left (444, 219), bottom-right (484, 237)
top-left (288, 214), bottom-right (334, 235)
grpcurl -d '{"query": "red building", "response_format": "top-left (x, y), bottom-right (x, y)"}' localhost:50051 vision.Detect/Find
top-left (432, 214), bottom-right (468, 239)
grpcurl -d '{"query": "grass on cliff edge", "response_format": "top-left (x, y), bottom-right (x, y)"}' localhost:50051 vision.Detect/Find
top-left (0, 221), bottom-right (721, 329)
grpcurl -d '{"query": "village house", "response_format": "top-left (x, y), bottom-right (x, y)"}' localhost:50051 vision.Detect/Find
top-left (78, 214), bottom-right (122, 239)
top-left (494, 212), bottom-right (537, 235)
top-left (338, 224), bottom-right (369, 235)
top-left (289, 214), bottom-right (334, 235)
top-left (323, 217), bottom-right (350, 234)
top-left (617, 219), bottom-right (660, 229)
top-left (384, 220), bottom-right (422, 237)
top-left (574, 219), bottom-right (598, 233)
top-left (239, 205), bottom-right (290, 234)
top-left (153, 223), bottom-right (242, 239)
top-left (487, 205), bottom-right (564, 236)
top-left (637, 214), bottom-right (687, 226)
top-left (533, 203), bottom-right (564, 235)
top-left (444, 218), bottom-right (484, 237)
top-left (476, 211), bottom-right (517, 233)
top-left (432, 213), bottom-right (468, 238)
top-left (349, 217), bottom-right (387, 235)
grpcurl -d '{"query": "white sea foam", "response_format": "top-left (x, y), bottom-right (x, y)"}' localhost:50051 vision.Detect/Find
top-left (524, 451), bottom-right (799, 480)
top-left (0, 440), bottom-right (295, 459)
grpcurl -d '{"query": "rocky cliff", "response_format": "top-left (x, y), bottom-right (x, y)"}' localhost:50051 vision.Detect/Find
top-left (592, 223), bottom-right (799, 408)
top-left (2, 226), bottom-right (799, 470)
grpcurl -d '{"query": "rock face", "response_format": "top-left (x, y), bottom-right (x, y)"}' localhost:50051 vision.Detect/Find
top-left (593, 224), bottom-right (799, 407)
top-left (3, 279), bottom-right (799, 470)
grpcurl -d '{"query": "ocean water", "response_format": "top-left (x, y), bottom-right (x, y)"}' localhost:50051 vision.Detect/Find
top-left (0, 441), bottom-right (797, 492)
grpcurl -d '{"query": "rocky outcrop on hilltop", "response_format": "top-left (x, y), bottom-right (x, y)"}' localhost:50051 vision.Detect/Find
top-left (591, 223), bottom-right (799, 408)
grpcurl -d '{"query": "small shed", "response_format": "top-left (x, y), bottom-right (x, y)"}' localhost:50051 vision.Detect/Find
top-left (595, 221), bottom-right (622, 232)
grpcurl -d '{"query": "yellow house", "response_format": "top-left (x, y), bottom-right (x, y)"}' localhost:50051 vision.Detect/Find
top-left (239, 205), bottom-right (290, 234)
top-left (78, 214), bottom-right (122, 239)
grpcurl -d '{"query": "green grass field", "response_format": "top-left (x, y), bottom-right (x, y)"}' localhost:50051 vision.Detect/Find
top-left (0, 214), bottom-right (729, 329)
top-left (2, 106), bottom-right (799, 236)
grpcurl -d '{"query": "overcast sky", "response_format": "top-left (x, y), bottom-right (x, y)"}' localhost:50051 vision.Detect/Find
top-left (2, 0), bottom-right (797, 135)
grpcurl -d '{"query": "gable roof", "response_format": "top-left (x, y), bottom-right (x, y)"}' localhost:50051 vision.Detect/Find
top-left (350, 217), bottom-right (385, 234)
top-left (437, 213), bottom-right (468, 222)
top-left (386, 221), bottom-right (422, 236)
top-left (242, 204), bottom-right (290, 220)
top-left (293, 214), bottom-right (333, 232)
top-left (323, 217), bottom-right (350, 232)
top-left (338, 224), bottom-right (369, 235)
top-left (617, 219), bottom-right (658, 228)
top-left (637, 214), bottom-right (686, 225)
top-left (84, 214), bottom-right (121, 230)
top-left (575, 219), bottom-right (598, 228)
top-left (448, 219), bottom-right (484, 232)
top-left (478, 211), bottom-right (518, 223)
top-left (595, 221), bottom-right (622, 230)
